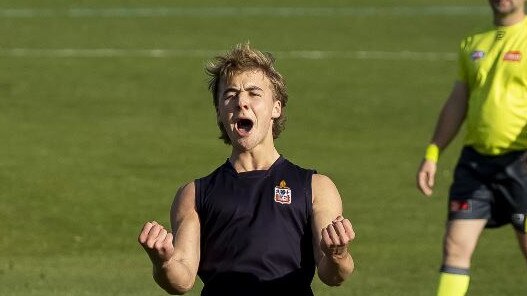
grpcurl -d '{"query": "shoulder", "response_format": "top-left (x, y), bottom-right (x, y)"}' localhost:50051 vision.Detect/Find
top-left (196, 162), bottom-right (230, 185)
top-left (193, 162), bottom-right (230, 193)
top-left (195, 161), bottom-right (228, 181)
top-left (312, 173), bottom-right (335, 188)
top-left (171, 182), bottom-right (197, 215)
top-left (177, 182), bottom-right (196, 198)
top-left (281, 157), bottom-right (316, 176)
top-left (312, 173), bottom-right (342, 204)
top-left (460, 26), bottom-right (496, 49)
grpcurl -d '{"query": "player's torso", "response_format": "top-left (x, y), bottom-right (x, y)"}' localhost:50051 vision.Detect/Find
top-left (461, 19), bottom-right (527, 154)
top-left (195, 156), bottom-right (315, 284)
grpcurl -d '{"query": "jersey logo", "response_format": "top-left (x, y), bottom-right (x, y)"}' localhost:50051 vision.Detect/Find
top-left (470, 50), bottom-right (485, 61)
top-left (274, 180), bottom-right (292, 204)
top-left (449, 200), bottom-right (471, 212)
top-left (503, 50), bottom-right (522, 62)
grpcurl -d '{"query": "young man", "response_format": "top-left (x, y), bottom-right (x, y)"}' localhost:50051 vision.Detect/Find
top-left (138, 43), bottom-right (355, 295)
top-left (416, 1), bottom-right (527, 295)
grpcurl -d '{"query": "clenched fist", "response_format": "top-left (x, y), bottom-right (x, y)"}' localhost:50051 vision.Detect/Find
top-left (138, 221), bottom-right (175, 265)
top-left (320, 216), bottom-right (355, 259)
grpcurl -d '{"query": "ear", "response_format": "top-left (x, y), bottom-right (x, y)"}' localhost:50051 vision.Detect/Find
top-left (271, 100), bottom-right (282, 119)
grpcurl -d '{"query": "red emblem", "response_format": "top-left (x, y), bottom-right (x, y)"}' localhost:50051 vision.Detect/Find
top-left (450, 200), bottom-right (471, 212)
top-left (503, 51), bottom-right (522, 62)
top-left (274, 180), bottom-right (292, 204)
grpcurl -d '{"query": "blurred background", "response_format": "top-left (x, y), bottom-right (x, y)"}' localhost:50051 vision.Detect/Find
top-left (1, 0), bottom-right (525, 295)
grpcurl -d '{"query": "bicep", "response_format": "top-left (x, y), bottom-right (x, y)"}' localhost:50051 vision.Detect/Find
top-left (433, 81), bottom-right (469, 146)
top-left (170, 182), bottom-right (200, 274)
top-left (311, 174), bottom-right (344, 263)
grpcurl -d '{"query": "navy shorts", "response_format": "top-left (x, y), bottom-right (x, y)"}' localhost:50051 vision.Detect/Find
top-left (448, 146), bottom-right (527, 232)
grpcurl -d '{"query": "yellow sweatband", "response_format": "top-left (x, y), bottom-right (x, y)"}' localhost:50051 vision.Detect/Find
top-left (425, 144), bottom-right (440, 163)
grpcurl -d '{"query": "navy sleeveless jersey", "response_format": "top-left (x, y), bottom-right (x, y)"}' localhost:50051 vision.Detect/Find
top-left (195, 156), bottom-right (316, 296)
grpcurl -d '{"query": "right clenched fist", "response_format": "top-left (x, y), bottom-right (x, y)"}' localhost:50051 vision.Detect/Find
top-left (138, 221), bottom-right (175, 265)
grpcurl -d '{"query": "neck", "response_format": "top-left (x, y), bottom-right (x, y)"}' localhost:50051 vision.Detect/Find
top-left (494, 12), bottom-right (525, 26)
top-left (229, 146), bottom-right (280, 173)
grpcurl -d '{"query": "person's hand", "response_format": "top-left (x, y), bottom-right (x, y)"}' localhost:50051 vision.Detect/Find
top-left (417, 159), bottom-right (437, 196)
top-left (320, 216), bottom-right (355, 260)
top-left (138, 221), bottom-right (175, 265)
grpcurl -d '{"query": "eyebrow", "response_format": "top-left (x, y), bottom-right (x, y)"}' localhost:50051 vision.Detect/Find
top-left (222, 85), bottom-right (263, 95)
top-left (245, 85), bottom-right (263, 92)
top-left (222, 87), bottom-right (239, 95)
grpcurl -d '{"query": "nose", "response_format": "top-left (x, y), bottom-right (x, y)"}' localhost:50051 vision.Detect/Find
top-left (236, 92), bottom-right (250, 110)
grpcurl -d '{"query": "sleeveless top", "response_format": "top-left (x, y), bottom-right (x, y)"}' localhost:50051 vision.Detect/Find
top-left (195, 156), bottom-right (316, 296)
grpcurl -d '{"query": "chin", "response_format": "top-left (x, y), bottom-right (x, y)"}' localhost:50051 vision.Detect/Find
top-left (232, 137), bottom-right (258, 151)
top-left (235, 140), bottom-right (253, 150)
top-left (492, 2), bottom-right (514, 13)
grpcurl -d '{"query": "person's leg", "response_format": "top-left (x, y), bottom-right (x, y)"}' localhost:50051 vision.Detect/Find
top-left (515, 230), bottom-right (527, 262)
top-left (437, 147), bottom-right (494, 295)
top-left (437, 219), bottom-right (486, 296)
top-left (502, 152), bottom-right (527, 264)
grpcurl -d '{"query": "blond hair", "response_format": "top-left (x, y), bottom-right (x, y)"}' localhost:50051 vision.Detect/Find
top-left (206, 42), bottom-right (288, 144)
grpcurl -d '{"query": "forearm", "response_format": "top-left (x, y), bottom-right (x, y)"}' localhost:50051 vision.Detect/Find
top-left (431, 104), bottom-right (465, 149)
top-left (153, 259), bottom-right (196, 295)
top-left (317, 252), bottom-right (354, 286)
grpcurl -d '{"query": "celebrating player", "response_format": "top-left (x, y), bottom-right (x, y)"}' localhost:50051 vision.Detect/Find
top-left (416, 1), bottom-right (527, 295)
top-left (138, 43), bottom-right (355, 295)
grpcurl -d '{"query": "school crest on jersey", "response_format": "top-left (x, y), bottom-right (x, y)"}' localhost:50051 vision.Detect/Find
top-left (274, 180), bottom-right (292, 204)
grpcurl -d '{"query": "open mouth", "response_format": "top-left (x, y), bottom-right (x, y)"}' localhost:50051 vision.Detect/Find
top-left (235, 118), bottom-right (254, 134)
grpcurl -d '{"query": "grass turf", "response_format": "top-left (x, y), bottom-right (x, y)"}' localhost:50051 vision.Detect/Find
top-left (1, 1), bottom-right (526, 295)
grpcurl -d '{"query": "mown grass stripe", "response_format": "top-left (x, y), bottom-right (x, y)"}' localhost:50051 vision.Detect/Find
top-left (0, 48), bottom-right (457, 61)
top-left (0, 6), bottom-right (489, 18)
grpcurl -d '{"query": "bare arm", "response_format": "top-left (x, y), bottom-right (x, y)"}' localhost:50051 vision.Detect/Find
top-left (417, 81), bottom-right (469, 196)
top-left (311, 174), bottom-right (355, 286)
top-left (429, 81), bottom-right (469, 149)
top-left (138, 182), bottom-right (200, 294)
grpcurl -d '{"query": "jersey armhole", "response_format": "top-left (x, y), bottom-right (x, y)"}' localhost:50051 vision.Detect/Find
top-left (194, 178), bottom-right (202, 215)
top-left (306, 169), bottom-right (316, 215)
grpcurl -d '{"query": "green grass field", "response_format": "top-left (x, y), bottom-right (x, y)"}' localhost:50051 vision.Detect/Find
top-left (1, 0), bottom-right (526, 295)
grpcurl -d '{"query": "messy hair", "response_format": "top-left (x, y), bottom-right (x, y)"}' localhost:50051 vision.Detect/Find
top-left (205, 42), bottom-right (288, 144)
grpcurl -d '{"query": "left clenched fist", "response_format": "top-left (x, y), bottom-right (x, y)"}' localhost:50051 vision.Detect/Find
top-left (320, 216), bottom-right (355, 259)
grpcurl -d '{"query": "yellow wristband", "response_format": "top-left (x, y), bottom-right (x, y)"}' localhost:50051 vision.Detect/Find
top-left (425, 144), bottom-right (440, 163)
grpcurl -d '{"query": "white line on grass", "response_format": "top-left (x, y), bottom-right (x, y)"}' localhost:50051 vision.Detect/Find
top-left (0, 48), bottom-right (457, 61)
top-left (0, 6), bottom-right (489, 18)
